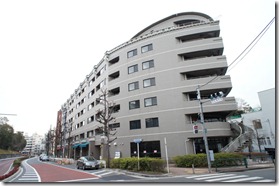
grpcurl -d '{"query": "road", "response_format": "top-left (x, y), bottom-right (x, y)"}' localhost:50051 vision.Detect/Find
top-left (6, 157), bottom-right (276, 183)
top-left (0, 157), bottom-right (18, 176)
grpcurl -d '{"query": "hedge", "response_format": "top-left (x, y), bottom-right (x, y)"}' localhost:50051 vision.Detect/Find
top-left (173, 153), bottom-right (244, 168)
top-left (111, 157), bottom-right (165, 172)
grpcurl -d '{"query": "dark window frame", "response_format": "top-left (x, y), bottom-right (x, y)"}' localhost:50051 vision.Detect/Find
top-left (146, 117), bottom-right (159, 128)
top-left (127, 49), bottom-right (138, 58)
top-left (130, 120), bottom-right (141, 130)
top-left (128, 64), bottom-right (138, 74)
top-left (144, 97), bottom-right (157, 107)
top-left (128, 81), bottom-right (139, 91)
top-left (142, 60), bottom-right (154, 70)
top-left (129, 100), bottom-right (140, 110)
top-left (141, 44), bottom-right (153, 53)
top-left (143, 77), bottom-right (156, 88)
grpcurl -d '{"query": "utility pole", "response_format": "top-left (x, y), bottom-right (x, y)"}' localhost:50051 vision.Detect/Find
top-left (196, 85), bottom-right (212, 173)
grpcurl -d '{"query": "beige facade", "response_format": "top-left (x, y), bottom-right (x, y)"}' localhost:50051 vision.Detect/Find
top-left (61, 12), bottom-right (237, 160)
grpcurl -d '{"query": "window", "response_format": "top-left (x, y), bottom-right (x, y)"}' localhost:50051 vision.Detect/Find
top-left (96, 79), bottom-right (106, 91)
top-left (109, 123), bottom-right (120, 129)
top-left (143, 78), bottom-right (156, 88)
top-left (146, 118), bottom-right (159, 128)
top-left (109, 56), bottom-right (119, 65)
top-left (266, 137), bottom-right (271, 145)
top-left (127, 49), bottom-right (137, 58)
top-left (144, 97), bottom-right (157, 107)
top-left (89, 77), bottom-right (95, 86)
top-left (141, 44), bottom-right (153, 53)
top-left (87, 115), bottom-right (94, 124)
top-left (88, 102), bottom-right (94, 110)
top-left (128, 64), bottom-right (138, 74)
top-left (142, 60), bottom-right (154, 70)
top-left (88, 89), bottom-right (95, 98)
top-left (96, 66), bottom-right (106, 78)
top-left (129, 100), bottom-right (140, 110)
top-left (128, 81), bottom-right (139, 91)
top-left (130, 120), bottom-right (141, 130)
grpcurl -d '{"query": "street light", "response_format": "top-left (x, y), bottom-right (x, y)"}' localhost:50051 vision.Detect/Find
top-left (196, 85), bottom-right (211, 173)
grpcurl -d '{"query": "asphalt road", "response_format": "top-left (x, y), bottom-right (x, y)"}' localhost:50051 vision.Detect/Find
top-left (6, 157), bottom-right (276, 183)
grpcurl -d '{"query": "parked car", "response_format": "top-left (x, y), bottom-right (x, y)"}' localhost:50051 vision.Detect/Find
top-left (40, 155), bottom-right (49, 161)
top-left (39, 154), bottom-right (46, 160)
top-left (76, 156), bottom-right (100, 170)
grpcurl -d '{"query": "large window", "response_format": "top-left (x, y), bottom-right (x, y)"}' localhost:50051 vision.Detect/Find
top-left (144, 97), bottom-right (157, 107)
top-left (141, 44), bottom-right (153, 53)
top-left (128, 64), bottom-right (138, 74)
top-left (143, 77), bottom-right (155, 88)
top-left (129, 100), bottom-right (140, 110)
top-left (127, 49), bottom-right (137, 58)
top-left (130, 120), bottom-right (141, 130)
top-left (142, 60), bottom-right (154, 70)
top-left (128, 81), bottom-right (139, 91)
top-left (146, 117), bottom-right (159, 128)
top-left (130, 140), bottom-right (161, 158)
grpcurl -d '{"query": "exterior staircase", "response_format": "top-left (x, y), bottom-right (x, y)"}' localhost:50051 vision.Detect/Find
top-left (221, 121), bottom-right (255, 153)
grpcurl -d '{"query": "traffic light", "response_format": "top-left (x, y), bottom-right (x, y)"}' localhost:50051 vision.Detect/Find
top-left (209, 91), bottom-right (224, 103)
top-left (193, 125), bottom-right (198, 134)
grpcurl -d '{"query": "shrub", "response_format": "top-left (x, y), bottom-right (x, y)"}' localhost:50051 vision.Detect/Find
top-left (111, 157), bottom-right (165, 172)
top-left (173, 153), bottom-right (244, 168)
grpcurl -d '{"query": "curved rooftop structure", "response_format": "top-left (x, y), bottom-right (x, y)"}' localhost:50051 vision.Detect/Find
top-left (132, 12), bottom-right (214, 39)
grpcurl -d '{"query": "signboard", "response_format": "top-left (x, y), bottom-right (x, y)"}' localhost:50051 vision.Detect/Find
top-left (133, 138), bottom-right (142, 143)
top-left (209, 150), bottom-right (214, 161)
top-left (114, 151), bottom-right (121, 159)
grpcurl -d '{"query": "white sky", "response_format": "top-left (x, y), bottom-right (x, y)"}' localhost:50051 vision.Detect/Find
top-left (0, 0), bottom-right (275, 136)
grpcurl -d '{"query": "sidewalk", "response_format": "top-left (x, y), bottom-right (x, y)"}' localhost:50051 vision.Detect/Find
top-left (167, 163), bottom-right (275, 176)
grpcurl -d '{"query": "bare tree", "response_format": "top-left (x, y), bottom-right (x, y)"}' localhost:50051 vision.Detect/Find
top-left (236, 98), bottom-right (253, 113)
top-left (95, 89), bottom-right (117, 168)
top-left (66, 122), bottom-right (73, 159)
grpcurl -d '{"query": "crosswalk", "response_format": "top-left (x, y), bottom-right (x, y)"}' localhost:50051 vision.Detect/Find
top-left (91, 169), bottom-right (116, 177)
top-left (13, 159), bottom-right (40, 182)
top-left (90, 169), bottom-right (159, 181)
top-left (185, 173), bottom-right (275, 182)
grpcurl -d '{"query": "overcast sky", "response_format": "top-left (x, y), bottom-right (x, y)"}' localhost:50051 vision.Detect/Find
top-left (0, 0), bottom-right (275, 136)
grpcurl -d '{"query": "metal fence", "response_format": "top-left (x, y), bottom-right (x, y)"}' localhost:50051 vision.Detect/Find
top-left (0, 154), bottom-right (21, 159)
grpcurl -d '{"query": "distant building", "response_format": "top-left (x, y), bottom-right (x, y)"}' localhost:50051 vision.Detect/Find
top-left (59, 12), bottom-right (237, 160)
top-left (241, 88), bottom-right (275, 156)
top-left (22, 133), bottom-right (45, 156)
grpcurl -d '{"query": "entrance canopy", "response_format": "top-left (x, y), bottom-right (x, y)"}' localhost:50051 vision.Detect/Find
top-left (80, 142), bottom-right (89, 148)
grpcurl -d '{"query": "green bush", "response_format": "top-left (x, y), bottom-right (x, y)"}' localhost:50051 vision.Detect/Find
top-left (173, 153), bottom-right (244, 168)
top-left (13, 156), bottom-right (27, 167)
top-left (111, 157), bottom-right (165, 172)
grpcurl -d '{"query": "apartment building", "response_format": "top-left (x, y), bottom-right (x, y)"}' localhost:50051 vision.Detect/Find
top-left (60, 12), bottom-right (237, 160)
top-left (22, 133), bottom-right (44, 156)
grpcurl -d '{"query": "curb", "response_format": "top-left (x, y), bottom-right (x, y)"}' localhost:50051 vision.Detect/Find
top-left (111, 168), bottom-right (170, 177)
top-left (216, 165), bottom-right (275, 173)
top-left (2, 166), bottom-right (23, 182)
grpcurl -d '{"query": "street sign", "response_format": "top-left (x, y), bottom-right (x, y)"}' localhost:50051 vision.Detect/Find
top-left (133, 138), bottom-right (142, 143)
top-left (193, 125), bottom-right (198, 134)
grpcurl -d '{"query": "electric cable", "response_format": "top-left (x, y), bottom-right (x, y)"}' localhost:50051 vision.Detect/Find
top-left (199, 17), bottom-right (275, 89)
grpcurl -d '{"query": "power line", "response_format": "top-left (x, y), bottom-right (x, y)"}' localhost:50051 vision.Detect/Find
top-left (199, 17), bottom-right (275, 89)
top-left (228, 17), bottom-right (275, 72)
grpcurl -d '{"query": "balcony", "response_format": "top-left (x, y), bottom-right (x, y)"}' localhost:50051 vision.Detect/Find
top-left (177, 37), bottom-right (224, 57)
top-left (182, 96), bottom-right (237, 115)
